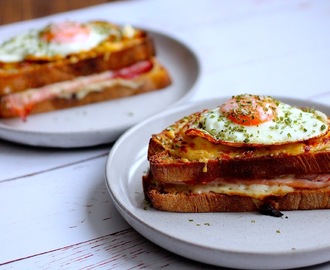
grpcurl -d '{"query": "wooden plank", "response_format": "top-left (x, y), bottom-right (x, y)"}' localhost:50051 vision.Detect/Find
top-left (1, 229), bottom-right (220, 269)
top-left (0, 156), bottom-right (130, 263)
top-left (0, 141), bottom-right (110, 182)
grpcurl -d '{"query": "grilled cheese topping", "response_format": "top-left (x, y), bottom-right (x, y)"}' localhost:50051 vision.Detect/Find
top-left (156, 112), bottom-right (330, 162)
top-left (0, 21), bottom-right (140, 63)
top-left (58, 79), bottom-right (141, 100)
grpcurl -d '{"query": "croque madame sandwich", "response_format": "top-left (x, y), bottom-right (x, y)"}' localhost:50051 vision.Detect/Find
top-left (0, 21), bottom-right (171, 120)
top-left (143, 94), bottom-right (330, 217)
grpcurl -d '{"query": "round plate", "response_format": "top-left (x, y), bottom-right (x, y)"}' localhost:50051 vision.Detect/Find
top-left (106, 97), bottom-right (330, 270)
top-left (0, 29), bottom-right (200, 148)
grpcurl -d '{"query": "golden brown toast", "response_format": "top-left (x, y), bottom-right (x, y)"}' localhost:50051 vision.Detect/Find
top-left (0, 22), bottom-right (155, 95)
top-left (143, 96), bottom-right (330, 214)
top-left (147, 111), bottom-right (330, 182)
top-left (0, 21), bottom-right (171, 118)
top-left (0, 58), bottom-right (171, 118)
top-left (143, 172), bottom-right (330, 213)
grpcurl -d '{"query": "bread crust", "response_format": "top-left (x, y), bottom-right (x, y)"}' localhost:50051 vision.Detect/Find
top-left (149, 150), bottom-right (330, 182)
top-left (147, 112), bottom-right (330, 180)
top-left (0, 36), bottom-right (155, 95)
top-left (0, 59), bottom-right (171, 118)
top-left (144, 100), bottom-right (330, 213)
top-left (143, 173), bottom-right (330, 213)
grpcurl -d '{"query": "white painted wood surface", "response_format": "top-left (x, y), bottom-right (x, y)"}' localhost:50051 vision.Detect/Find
top-left (1, 0), bottom-right (330, 269)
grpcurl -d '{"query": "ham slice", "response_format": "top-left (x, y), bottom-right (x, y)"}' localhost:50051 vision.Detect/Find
top-left (190, 173), bottom-right (330, 189)
top-left (2, 60), bottom-right (153, 119)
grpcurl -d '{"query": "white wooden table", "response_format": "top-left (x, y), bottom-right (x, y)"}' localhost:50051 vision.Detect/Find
top-left (1, 0), bottom-right (330, 269)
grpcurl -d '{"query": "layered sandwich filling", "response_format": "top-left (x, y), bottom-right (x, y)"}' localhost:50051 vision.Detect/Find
top-left (152, 173), bottom-right (330, 199)
top-left (1, 59), bottom-right (154, 119)
top-left (145, 95), bottom-right (330, 214)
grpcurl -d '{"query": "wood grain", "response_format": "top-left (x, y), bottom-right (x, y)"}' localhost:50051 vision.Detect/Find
top-left (1, 1), bottom-right (330, 269)
top-left (0, 229), bottom-right (220, 269)
top-left (0, 0), bottom-right (120, 25)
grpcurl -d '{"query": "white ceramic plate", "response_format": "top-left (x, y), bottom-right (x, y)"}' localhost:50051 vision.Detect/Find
top-left (106, 97), bottom-right (330, 270)
top-left (0, 30), bottom-right (200, 148)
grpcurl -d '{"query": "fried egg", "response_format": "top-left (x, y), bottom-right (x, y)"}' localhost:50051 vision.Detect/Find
top-left (189, 94), bottom-right (329, 146)
top-left (0, 21), bottom-right (135, 62)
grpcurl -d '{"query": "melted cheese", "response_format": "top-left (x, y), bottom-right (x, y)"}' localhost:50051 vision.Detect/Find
top-left (162, 112), bottom-right (330, 162)
top-left (0, 22), bottom-right (138, 63)
top-left (163, 182), bottom-right (294, 199)
top-left (161, 174), bottom-right (330, 199)
top-left (2, 60), bottom-right (152, 119)
top-left (59, 79), bottom-right (140, 100)
top-left (190, 183), bottom-right (294, 198)
top-left (170, 135), bottom-right (307, 161)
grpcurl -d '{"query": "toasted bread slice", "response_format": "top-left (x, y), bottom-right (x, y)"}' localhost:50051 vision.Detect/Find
top-left (0, 22), bottom-right (155, 96)
top-left (144, 96), bottom-right (330, 214)
top-left (147, 112), bottom-right (330, 181)
top-left (143, 171), bottom-right (330, 213)
top-left (0, 21), bottom-right (172, 118)
top-left (0, 58), bottom-right (171, 118)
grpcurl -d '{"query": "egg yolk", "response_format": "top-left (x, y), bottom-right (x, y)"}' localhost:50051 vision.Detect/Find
top-left (41, 21), bottom-right (91, 44)
top-left (220, 94), bottom-right (277, 126)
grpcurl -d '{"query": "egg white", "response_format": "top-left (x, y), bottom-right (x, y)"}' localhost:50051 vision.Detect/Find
top-left (198, 101), bottom-right (329, 145)
top-left (0, 22), bottom-right (122, 62)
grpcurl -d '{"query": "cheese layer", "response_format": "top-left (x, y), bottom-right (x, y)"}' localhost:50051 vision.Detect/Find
top-left (1, 60), bottom-right (153, 119)
top-left (156, 113), bottom-right (330, 162)
top-left (158, 174), bottom-right (330, 199)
